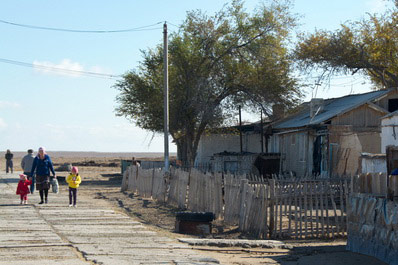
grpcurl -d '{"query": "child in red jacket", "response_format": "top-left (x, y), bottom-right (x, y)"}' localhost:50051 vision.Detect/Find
top-left (16, 174), bottom-right (32, 204)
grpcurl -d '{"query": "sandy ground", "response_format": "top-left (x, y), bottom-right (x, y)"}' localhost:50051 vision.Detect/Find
top-left (0, 155), bottom-right (388, 265)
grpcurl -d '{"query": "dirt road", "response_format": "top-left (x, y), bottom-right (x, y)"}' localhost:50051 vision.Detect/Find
top-left (0, 172), bottom-right (219, 264)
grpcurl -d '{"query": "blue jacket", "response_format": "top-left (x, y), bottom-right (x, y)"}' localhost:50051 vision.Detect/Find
top-left (30, 155), bottom-right (55, 177)
top-left (392, 168), bottom-right (398, 175)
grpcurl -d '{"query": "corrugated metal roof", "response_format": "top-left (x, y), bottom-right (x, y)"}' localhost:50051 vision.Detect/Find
top-left (274, 89), bottom-right (391, 130)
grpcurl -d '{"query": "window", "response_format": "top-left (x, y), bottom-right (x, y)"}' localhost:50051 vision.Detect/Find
top-left (388, 98), bottom-right (398, 112)
top-left (224, 161), bottom-right (238, 173)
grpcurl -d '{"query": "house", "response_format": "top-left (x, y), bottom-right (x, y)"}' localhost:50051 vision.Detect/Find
top-left (194, 120), bottom-right (278, 175)
top-left (270, 88), bottom-right (398, 177)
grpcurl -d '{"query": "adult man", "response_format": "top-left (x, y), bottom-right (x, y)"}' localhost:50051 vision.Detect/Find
top-left (21, 149), bottom-right (35, 193)
top-left (5, 149), bottom-right (13, 174)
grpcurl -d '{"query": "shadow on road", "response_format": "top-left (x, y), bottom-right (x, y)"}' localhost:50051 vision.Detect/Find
top-left (0, 178), bottom-right (19, 184)
top-left (255, 244), bottom-right (388, 265)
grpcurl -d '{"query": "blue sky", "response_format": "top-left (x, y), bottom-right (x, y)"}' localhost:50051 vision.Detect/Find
top-left (0, 0), bottom-right (393, 152)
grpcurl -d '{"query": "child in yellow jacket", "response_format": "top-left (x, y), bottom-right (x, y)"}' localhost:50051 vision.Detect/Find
top-left (66, 166), bottom-right (81, 207)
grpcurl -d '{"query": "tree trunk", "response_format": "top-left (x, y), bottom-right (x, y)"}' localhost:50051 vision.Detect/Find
top-left (175, 133), bottom-right (199, 167)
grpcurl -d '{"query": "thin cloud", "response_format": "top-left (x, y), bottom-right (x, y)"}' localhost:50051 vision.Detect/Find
top-left (365, 0), bottom-right (393, 13)
top-left (89, 65), bottom-right (113, 76)
top-left (33, 59), bottom-right (113, 77)
top-left (0, 101), bottom-right (20, 109)
top-left (0, 118), bottom-right (8, 130)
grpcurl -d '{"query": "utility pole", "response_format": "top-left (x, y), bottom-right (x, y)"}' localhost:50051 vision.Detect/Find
top-left (239, 105), bottom-right (243, 153)
top-left (260, 108), bottom-right (264, 153)
top-left (163, 22), bottom-right (170, 172)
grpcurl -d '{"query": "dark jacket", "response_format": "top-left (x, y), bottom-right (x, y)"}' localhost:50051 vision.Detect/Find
top-left (5, 153), bottom-right (13, 161)
top-left (30, 155), bottom-right (55, 177)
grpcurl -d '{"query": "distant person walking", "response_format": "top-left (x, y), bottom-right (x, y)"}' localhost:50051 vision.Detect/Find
top-left (16, 174), bottom-right (32, 204)
top-left (66, 166), bottom-right (81, 207)
top-left (30, 147), bottom-right (56, 204)
top-left (5, 149), bottom-right (13, 173)
top-left (132, 157), bottom-right (140, 167)
top-left (21, 149), bottom-right (35, 193)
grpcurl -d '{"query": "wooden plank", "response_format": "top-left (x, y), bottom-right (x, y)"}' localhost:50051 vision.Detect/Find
top-left (294, 182), bottom-right (299, 239)
top-left (264, 184), bottom-right (269, 239)
top-left (366, 173), bottom-right (372, 194)
top-left (339, 180), bottom-right (345, 236)
top-left (325, 182), bottom-right (330, 238)
top-left (239, 179), bottom-right (249, 231)
top-left (380, 173), bottom-right (387, 197)
top-left (344, 179), bottom-right (349, 234)
top-left (299, 183), bottom-right (303, 239)
top-left (304, 182), bottom-right (308, 238)
top-left (330, 182), bottom-right (339, 238)
top-left (360, 173), bottom-right (366, 193)
top-left (279, 183), bottom-right (283, 238)
top-left (315, 182), bottom-right (319, 237)
top-left (309, 181), bottom-right (314, 238)
top-left (245, 184), bottom-right (254, 232)
top-left (319, 182), bottom-right (325, 238)
top-left (269, 180), bottom-right (275, 238)
top-left (288, 183), bottom-right (292, 238)
top-left (274, 182), bottom-right (278, 238)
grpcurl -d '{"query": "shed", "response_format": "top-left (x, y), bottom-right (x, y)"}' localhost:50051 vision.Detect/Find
top-left (271, 88), bottom-right (398, 177)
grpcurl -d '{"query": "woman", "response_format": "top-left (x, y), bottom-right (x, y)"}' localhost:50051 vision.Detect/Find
top-left (30, 147), bottom-right (56, 204)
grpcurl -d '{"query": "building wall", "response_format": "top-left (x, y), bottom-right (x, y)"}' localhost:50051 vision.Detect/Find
top-left (331, 104), bottom-right (383, 127)
top-left (328, 105), bottom-right (383, 175)
top-left (329, 125), bottom-right (381, 176)
top-left (359, 154), bottom-right (386, 173)
top-left (195, 132), bottom-right (263, 165)
top-left (212, 154), bottom-right (259, 175)
top-left (374, 89), bottom-right (398, 110)
top-left (278, 130), bottom-right (313, 176)
top-left (381, 115), bottom-right (398, 153)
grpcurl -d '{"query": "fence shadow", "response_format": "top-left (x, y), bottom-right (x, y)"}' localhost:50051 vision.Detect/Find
top-left (0, 178), bottom-right (19, 184)
top-left (253, 244), bottom-right (382, 265)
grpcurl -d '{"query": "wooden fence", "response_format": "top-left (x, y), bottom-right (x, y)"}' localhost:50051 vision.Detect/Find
top-left (121, 166), bottom-right (351, 239)
top-left (350, 172), bottom-right (398, 197)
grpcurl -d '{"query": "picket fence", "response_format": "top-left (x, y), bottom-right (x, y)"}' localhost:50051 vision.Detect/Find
top-left (121, 166), bottom-right (351, 239)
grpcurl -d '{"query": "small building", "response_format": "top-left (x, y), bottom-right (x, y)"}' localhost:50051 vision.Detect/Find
top-left (381, 110), bottom-right (398, 153)
top-left (195, 121), bottom-right (269, 166)
top-left (358, 152), bottom-right (386, 174)
top-left (271, 88), bottom-right (398, 177)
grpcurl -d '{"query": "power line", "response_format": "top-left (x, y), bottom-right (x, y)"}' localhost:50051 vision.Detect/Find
top-left (0, 19), bottom-right (163, 33)
top-left (167, 21), bottom-right (180, 28)
top-left (0, 58), bottom-right (122, 79)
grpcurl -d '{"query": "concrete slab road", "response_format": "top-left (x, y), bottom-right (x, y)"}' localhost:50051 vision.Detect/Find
top-left (0, 173), bottom-right (220, 265)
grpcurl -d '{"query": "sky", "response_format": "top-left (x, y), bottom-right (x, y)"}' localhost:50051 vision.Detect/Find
top-left (0, 0), bottom-right (394, 152)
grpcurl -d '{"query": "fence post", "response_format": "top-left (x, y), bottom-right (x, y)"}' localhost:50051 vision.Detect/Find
top-left (121, 167), bottom-right (129, 192)
top-left (239, 179), bottom-right (249, 231)
top-left (269, 179), bottom-right (275, 238)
